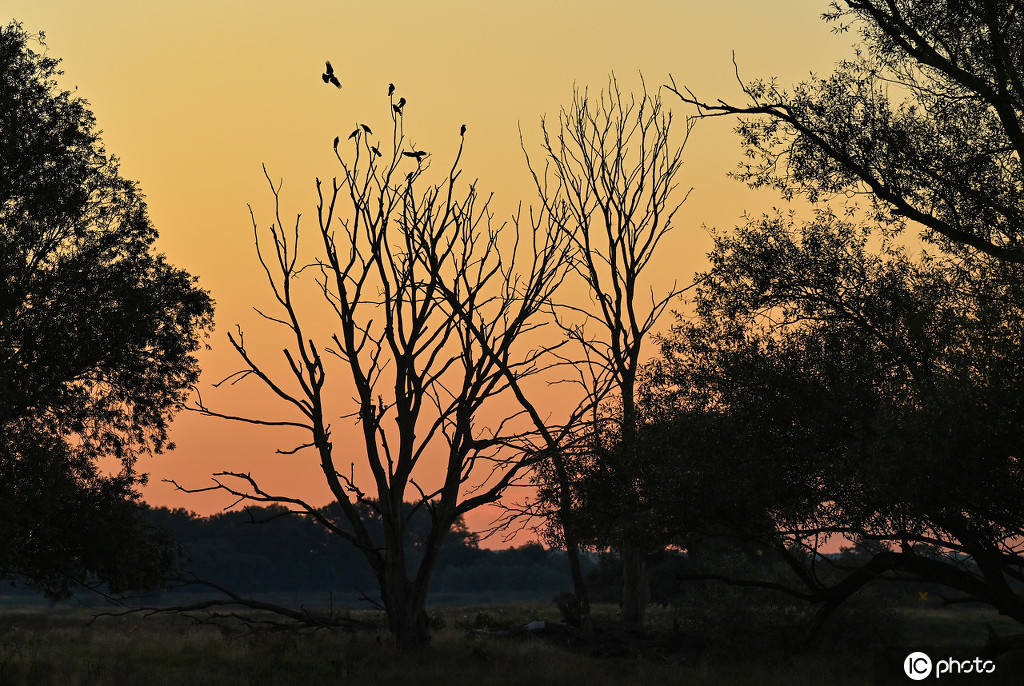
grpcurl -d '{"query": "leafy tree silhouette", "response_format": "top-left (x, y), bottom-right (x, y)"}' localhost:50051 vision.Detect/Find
top-left (671, 0), bottom-right (1024, 263)
top-left (656, 209), bottom-right (1024, 647)
top-left (0, 21), bottom-right (214, 596)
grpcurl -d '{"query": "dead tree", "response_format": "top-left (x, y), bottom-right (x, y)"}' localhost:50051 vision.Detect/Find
top-left (182, 89), bottom-right (570, 651)
top-left (437, 279), bottom-right (612, 633)
top-left (523, 75), bottom-right (695, 629)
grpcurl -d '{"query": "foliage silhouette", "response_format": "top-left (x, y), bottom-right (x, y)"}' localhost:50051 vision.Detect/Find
top-left (652, 209), bottom-right (1024, 643)
top-left (672, 0), bottom-right (1024, 263)
top-left (0, 21), bottom-right (214, 596)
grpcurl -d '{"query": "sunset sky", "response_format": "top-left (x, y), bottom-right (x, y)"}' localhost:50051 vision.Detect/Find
top-left (7, 1), bottom-right (852, 538)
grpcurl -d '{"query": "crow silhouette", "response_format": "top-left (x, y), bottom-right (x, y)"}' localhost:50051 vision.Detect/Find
top-left (460, 124), bottom-right (467, 136)
top-left (361, 123), bottom-right (372, 134)
top-left (406, 172), bottom-right (414, 183)
top-left (333, 136), bottom-right (340, 150)
top-left (322, 61), bottom-right (341, 88)
top-left (371, 145), bottom-right (381, 157)
top-left (392, 97), bottom-right (406, 114)
top-left (348, 128), bottom-right (359, 140)
top-left (402, 150), bottom-right (428, 162)
top-left (388, 83), bottom-right (395, 96)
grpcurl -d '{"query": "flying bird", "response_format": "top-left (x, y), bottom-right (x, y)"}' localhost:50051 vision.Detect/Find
top-left (348, 128), bottom-right (359, 140)
top-left (460, 124), bottom-right (467, 136)
top-left (322, 61), bottom-right (341, 88)
top-left (388, 83), bottom-right (395, 96)
top-left (361, 123), bottom-right (372, 134)
top-left (403, 150), bottom-right (428, 162)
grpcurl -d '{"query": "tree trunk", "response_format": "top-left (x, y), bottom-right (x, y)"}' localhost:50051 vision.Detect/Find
top-left (551, 450), bottom-right (593, 632)
top-left (618, 380), bottom-right (649, 629)
top-left (620, 544), bottom-right (650, 630)
top-left (564, 526), bottom-right (594, 634)
top-left (380, 562), bottom-right (430, 652)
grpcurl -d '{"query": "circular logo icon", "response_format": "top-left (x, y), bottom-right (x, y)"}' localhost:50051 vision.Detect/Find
top-left (904, 652), bottom-right (933, 680)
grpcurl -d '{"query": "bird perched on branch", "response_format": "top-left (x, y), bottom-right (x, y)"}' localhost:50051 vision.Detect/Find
top-left (370, 145), bottom-right (381, 157)
top-left (321, 61), bottom-right (341, 88)
top-left (388, 83), bottom-right (395, 96)
top-left (348, 128), bottom-right (360, 140)
top-left (460, 124), bottom-right (467, 136)
top-left (392, 97), bottom-right (406, 114)
top-left (402, 150), bottom-right (428, 162)
top-left (361, 123), bottom-right (372, 134)
top-left (333, 136), bottom-right (339, 150)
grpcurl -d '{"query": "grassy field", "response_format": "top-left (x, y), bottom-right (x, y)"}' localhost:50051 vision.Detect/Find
top-left (1, 603), bottom-right (1023, 685)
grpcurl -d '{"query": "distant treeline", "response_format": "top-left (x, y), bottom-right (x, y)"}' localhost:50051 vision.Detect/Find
top-left (139, 504), bottom-right (577, 598)
top-left (134, 504), bottom-right (969, 610)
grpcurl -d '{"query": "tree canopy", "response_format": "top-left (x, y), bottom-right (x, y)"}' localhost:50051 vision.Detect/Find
top-left (0, 21), bottom-right (214, 596)
top-left (653, 210), bottom-right (1024, 631)
top-left (653, 1), bottom-right (1024, 635)
top-left (673, 0), bottom-right (1024, 262)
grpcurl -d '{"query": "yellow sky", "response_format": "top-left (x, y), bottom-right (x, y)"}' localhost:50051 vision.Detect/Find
top-left (7, 1), bottom-right (852, 535)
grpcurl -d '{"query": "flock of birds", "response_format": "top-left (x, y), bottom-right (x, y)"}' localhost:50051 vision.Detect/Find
top-left (321, 60), bottom-right (467, 170)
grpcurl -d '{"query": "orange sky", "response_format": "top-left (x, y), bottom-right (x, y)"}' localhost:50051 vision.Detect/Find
top-left (7, 1), bottom-right (852, 542)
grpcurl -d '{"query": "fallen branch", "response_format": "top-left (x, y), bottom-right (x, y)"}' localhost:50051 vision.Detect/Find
top-left (90, 576), bottom-right (375, 632)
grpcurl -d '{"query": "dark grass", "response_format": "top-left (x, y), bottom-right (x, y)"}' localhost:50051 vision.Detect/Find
top-left (1, 603), bottom-right (1023, 685)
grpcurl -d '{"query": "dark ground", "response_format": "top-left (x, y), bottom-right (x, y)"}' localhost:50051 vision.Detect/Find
top-left (1, 601), bottom-right (1023, 685)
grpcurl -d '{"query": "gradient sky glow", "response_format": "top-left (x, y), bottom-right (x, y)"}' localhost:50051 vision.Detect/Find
top-left (6, 1), bottom-right (852, 539)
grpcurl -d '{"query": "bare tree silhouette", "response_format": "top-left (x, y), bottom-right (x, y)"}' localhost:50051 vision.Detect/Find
top-left (519, 75), bottom-right (695, 629)
top-left (177, 88), bottom-right (571, 650)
